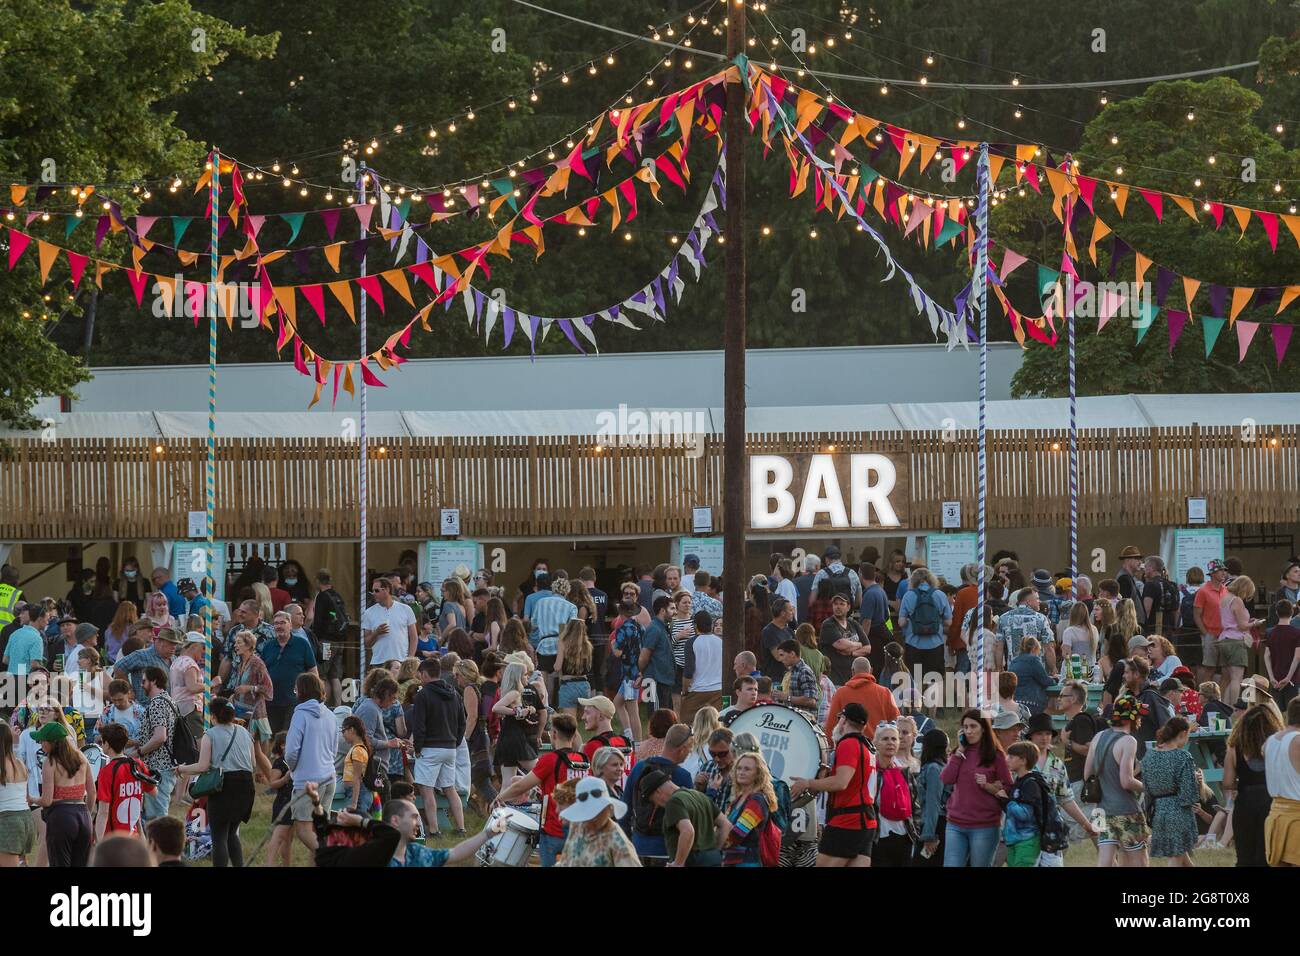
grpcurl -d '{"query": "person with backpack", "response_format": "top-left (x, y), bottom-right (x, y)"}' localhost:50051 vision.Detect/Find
top-left (312, 570), bottom-right (348, 706)
top-left (898, 568), bottom-right (951, 713)
top-left (580, 695), bottom-right (636, 788)
top-left (718, 751), bottom-right (779, 866)
top-left (133, 666), bottom-right (181, 822)
top-left (1025, 713), bottom-right (1095, 860)
top-left (1142, 557), bottom-right (1180, 638)
top-left (92, 721), bottom-right (158, 842)
top-left (871, 722), bottom-right (918, 867)
top-left (494, 713), bottom-right (590, 866)
top-left (790, 702), bottom-right (877, 867)
top-left (998, 741), bottom-right (1055, 867)
top-left (624, 723), bottom-right (694, 860)
top-left (809, 547), bottom-right (861, 626)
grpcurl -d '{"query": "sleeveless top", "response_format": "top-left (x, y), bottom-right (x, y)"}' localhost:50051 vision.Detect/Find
top-left (0, 778), bottom-right (28, 812)
top-left (1265, 730), bottom-right (1300, 801)
top-left (207, 723), bottom-right (256, 773)
top-left (1096, 729), bottom-right (1140, 816)
top-left (1218, 596), bottom-right (1250, 641)
top-left (1234, 745), bottom-right (1268, 790)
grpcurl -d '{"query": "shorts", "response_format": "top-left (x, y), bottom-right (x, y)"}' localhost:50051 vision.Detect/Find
top-left (317, 643), bottom-right (345, 680)
top-left (556, 679), bottom-right (591, 710)
top-left (1006, 836), bottom-right (1041, 867)
top-left (619, 680), bottom-right (639, 701)
top-left (246, 717), bottom-right (273, 742)
top-left (289, 779), bottom-right (336, 823)
top-left (818, 825), bottom-right (876, 860)
top-left (1099, 811), bottom-right (1150, 851)
top-left (1205, 638), bottom-right (1248, 669)
top-left (414, 747), bottom-right (458, 789)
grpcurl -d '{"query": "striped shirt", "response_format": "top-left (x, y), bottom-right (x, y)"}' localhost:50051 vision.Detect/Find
top-left (531, 593), bottom-right (577, 656)
top-left (669, 617), bottom-right (696, 668)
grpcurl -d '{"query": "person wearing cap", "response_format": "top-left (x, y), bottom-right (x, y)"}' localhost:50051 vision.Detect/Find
top-left (1031, 569), bottom-right (1066, 631)
top-left (1194, 559), bottom-right (1231, 685)
top-left (638, 765), bottom-right (725, 867)
top-left (170, 632), bottom-right (209, 744)
top-left (680, 554), bottom-right (700, 594)
top-left (1085, 694), bottom-right (1150, 867)
top-left (556, 776), bottom-right (641, 867)
top-left (1116, 545), bottom-right (1147, 629)
top-left (991, 709), bottom-right (1026, 752)
top-left (46, 615), bottom-right (80, 673)
top-left (820, 592), bottom-right (871, 688)
top-left (1025, 711), bottom-right (1096, 853)
top-left (112, 625), bottom-right (182, 703)
top-left (624, 724), bottom-right (694, 859)
top-left (579, 695), bottom-right (636, 783)
top-left (792, 701), bottom-right (877, 867)
top-left (494, 712), bottom-right (588, 866)
top-left (2, 602), bottom-right (47, 677)
top-left (1267, 561), bottom-right (1300, 630)
top-left (32, 720), bottom-right (95, 867)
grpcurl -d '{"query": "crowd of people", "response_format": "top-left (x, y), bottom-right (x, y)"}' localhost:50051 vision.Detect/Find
top-left (0, 543), bottom-right (1298, 869)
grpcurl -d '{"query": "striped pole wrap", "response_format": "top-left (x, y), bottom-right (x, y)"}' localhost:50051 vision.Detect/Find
top-left (358, 163), bottom-right (368, 685)
top-left (1064, 157), bottom-right (1080, 584)
top-left (204, 148), bottom-right (219, 731)
top-left (974, 143), bottom-right (991, 713)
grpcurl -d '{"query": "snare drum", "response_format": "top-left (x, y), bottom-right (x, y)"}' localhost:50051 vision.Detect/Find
top-left (476, 806), bottom-right (540, 867)
top-left (726, 704), bottom-right (831, 784)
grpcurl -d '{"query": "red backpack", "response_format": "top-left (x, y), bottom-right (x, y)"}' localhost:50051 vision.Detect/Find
top-left (757, 810), bottom-right (782, 866)
top-left (876, 765), bottom-right (913, 822)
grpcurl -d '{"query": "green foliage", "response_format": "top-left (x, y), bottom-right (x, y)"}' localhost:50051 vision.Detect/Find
top-left (0, 0), bottom-right (275, 425)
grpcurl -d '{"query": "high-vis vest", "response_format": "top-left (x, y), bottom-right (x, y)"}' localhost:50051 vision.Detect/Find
top-left (0, 583), bottom-right (21, 628)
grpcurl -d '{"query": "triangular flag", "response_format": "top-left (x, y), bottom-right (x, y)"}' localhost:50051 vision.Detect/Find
top-left (37, 240), bottom-right (59, 285)
top-left (1183, 277), bottom-right (1201, 313)
top-left (381, 269), bottom-right (415, 307)
top-left (1134, 252), bottom-right (1151, 289)
top-left (1257, 210), bottom-right (1279, 251)
top-left (126, 268), bottom-right (149, 307)
top-left (998, 248), bottom-right (1027, 281)
top-left (6, 229), bottom-right (31, 269)
top-left (327, 280), bottom-right (356, 321)
top-left (1139, 189), bottom-right (1163, 221)
top-left (1170, 194), bottom-right (1198, 222)
top-left (1113, 185), bottom-right (1129, 216)
top-left (1231, 205), bottom-right (1251, 235)
top-left (356, 275), bottom-right (385, 313)
top-left (282, 213), bottom-right (305, 244)
top-left (323, 243), bottom-right (342, 273)
top-left (1088, 218), bottom-right (1111, 265)
top-left (1202, 316), bottom-right (1226, 356)
top-left (1277, 285), bottom-right (1300, 315)
top-left (300, 284), bottom-right (327, 325)
top-left (66, 250), bottom-right (88, 287)
top-left (1284, 214), bottom-right (1300, 251)
top-left (1098, 287), bottom-right (1126, 331)
top-left (1167, 309), bottom-right (1189, 352)
top-left (171, 217), bottom-right (192, 247)
top-left (1272, 323), bottom-right (1293, 366)
top-left (1235, 320), bottom-right (1260, 362)
top-left (1229, 287), bottom-right (1253, 324)
top-left (1135, 301), bottom-right (1158, 343)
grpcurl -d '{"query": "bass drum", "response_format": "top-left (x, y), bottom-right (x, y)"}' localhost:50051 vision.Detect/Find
top-left (725, 704), bottom-right (830, 784)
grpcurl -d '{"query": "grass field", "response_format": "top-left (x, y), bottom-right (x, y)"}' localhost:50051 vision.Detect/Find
top-left (189, 706), bottom-right (1236, 867)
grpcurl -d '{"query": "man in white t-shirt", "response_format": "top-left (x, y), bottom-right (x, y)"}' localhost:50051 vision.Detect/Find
top-left (361, 578), bottom-right (417, 666)
top-left (681, 609), bottom-right (724, 724)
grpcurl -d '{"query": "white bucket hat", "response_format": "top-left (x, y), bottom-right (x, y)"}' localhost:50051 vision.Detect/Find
top-left (559, 775), bottom-right (627, 824)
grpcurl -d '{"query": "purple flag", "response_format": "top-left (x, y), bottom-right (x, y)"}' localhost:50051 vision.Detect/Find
top-left (1155, 267), bottom-right (1175, 305)
top-left (502, 307), bottom-right (515, 348)
top-left (1208, 284), bottom-right (1228, 317)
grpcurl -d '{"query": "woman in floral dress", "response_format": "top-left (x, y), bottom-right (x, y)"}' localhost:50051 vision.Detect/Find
top-left (1140, 716), bottom-right (1200, 865)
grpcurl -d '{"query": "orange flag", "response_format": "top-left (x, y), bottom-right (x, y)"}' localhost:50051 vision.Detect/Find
top-left (323, 243), bottom-right (343, 273)
top-left (1229, 287), bottom-right (1253, 324)
top-left (1170, 194), bottom-right (1198, 222)
top-left (1183, 277), bottom-right (1201, 313)
top-left (382, 268), bottom-right (415, 306)
top-left (37, 240), bottom-right (58, 285)
top-left (327, 280), bottom-right (356, 321)
top-left (1231, 205), bottom-right (1252, 235)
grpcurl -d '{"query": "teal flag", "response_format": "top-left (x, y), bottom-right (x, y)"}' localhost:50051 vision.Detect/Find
top-left (935, 219), bottom-right (965, 246)
top-left (1038, 264), bottom-right (1061, 299)
top-left (491, 178), bottom-right (517, 212)
top-left (281, 212), bottom-right (305, 244)
top-left (1202, 316), bottom-right (1226, 356)
top-left (65, 215), bottom-right (82, 239)
top-left (1135, 301), bottom-right (1158, 344)
top-left (172, 216), bottom-right (192, 247)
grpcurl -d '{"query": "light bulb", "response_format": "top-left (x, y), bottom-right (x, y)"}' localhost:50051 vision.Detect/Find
top-left (272, 162), bottom-right (281, 172)
top-left (1114, 166), bottom-right (1123, 176)
top-left (880, 84), bottom-right (889, 95)
top-left (761, 225), bottom-right (771, 235)
top-left (290, 165), bottom-right (299, 174)
top-left (919, 75), bottom-right (928, 85)
top-left (1277, 123), bottom-right (1285, 134)
top-left (508, 98), bottom-right (517, 109)
top-left (1011, 75), bottom-right (1020, 86)
top-left (925, 53), bottom-right (935, 65)
top-left (1194, 178), bottom-right (1202, 187)
top-left (1207, 155), bottom-right (1216, 164)
top-left (529, 90), bottom-right (538, 102)
top-left (1187, 110), bottom-right (1195, 121)
top-left (1014, 107), bottom-right (1022, 119)
top-left (578, 227), bottom-right (586, 236)
top-left (606, 54), bottom-right (615, 66)
top-left (809, 229), bottom-right (818, 238)
top-left (325, 191), bottom-right (334, 200)
top-left (588, 63), bottom-right (598, 75)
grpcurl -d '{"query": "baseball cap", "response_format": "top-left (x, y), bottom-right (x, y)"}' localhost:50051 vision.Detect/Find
top-left (992, 710), bottom-right (1026, 731)
top-left (683, 553), bottom-right (700, 566)
top-left (823, 545), bottom-right (842, 561)
top-left (1206, 559), bottom-right (1228, 575)
top-left (1158, 678), bottom-right (1184, 695)
top-left (59, 614), bottom-right (78, 625)
top-left (637, 769), bottom-right (672, 801)
top-left (830, 592), bottom-right (850, 605)
top-left (839, 702), bottom-right (868, 725)
top-left (577, 695), bottom-right (616, 719)
top-left (1056, 577), bottom-right (1074, 591)
top-left (1127, 635), bottom-right (1154, 653)
top-left (32, 721), bottom-right (70, 743)
top-left (182, 631), bottom-right (209, 649)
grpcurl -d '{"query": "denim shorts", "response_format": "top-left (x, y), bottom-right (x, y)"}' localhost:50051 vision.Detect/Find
top-left (557, 679), bottom-right (591, 709)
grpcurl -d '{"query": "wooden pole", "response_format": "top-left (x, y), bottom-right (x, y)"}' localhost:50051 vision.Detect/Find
top-left (722, 3), bottom-right (747, 677)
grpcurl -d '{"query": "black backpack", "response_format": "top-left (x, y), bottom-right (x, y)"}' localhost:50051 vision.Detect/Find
top-left (1016, 769), bottom-right (1069, 854)
top-left (909, 588), bottom-right (943, 637)
top-left (162, 697), bottom-right (200, 766)
top-left (818, 567), bottom-right (854, 604)
top-left (1158, 577), bottom-right (1180, 620)
top-left (315, 587), bottom-right (350, 638)
top-left (361, 750), bottom-right (391, 803)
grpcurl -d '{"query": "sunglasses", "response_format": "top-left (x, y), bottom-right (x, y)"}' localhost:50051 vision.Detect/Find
top-left (709, 749), bottom-right (731, 759)
top-left (574, 789), bottom-right (603, 803)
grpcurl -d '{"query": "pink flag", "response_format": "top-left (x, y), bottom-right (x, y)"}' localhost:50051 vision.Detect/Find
top-left (301, 284), bottom-right (327, 325)
top-left (126, 268), bottom-right (149, 307)
top-left (1235, 320), bottom-right (1260, 362)
top-left (135, 216), bottom-right (158, 239)
top-left (354, 204), bottom-right (374, 232)
top-left (360, 359), bottom-right (386, 387)
top-left (7, 229), bottom-right (32, 269)
top-left (1272, 323), bottom-right (1293, 367)
top-left (1206, 202), bottom-right (1224, 229)
top-left (1257, 210), bottom-right (1279, 251)
top-left (249, 215), bottom-right (266, 238)
top-left (1139, 189), bottom-right (1163, 221)
top-left (1077, 176), bottom-right (1097, 212)
top-left (66, 251), bottom-right (88, 288)
top-left (356, 275), bottom-right (385, 313)
top-left (293, 338), bottom-right (309, 376)
top-left (904, 200), bottom-right (929, 236)
top-left (999, 248), bottom-right (1027, 280)
top-left (1097, 288), bottom-right (1126, 332)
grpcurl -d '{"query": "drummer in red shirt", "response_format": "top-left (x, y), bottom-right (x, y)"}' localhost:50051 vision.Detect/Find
top-left (579, 695), bottom-right (635, 781)
top-left (790, 702), bottom-right (877, 867)
top-left (494, 713), bottom-right (589, 867)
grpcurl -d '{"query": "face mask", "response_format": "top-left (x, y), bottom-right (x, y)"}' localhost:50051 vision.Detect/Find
top-left (284, 578), bottom-right (298, 587)
top-left (124, 570), bottom-right (137, 580)
top-left (535, 569), bottom-right (546, 579)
